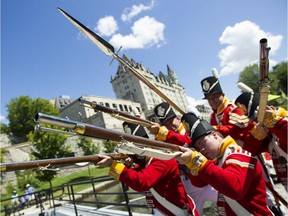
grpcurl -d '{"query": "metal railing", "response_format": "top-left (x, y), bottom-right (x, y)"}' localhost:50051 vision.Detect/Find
top-left (1, 175), bottom-right (151, 216)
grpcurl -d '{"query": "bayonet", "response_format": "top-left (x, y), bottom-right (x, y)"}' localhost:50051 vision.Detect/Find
top-left (57, 7), bottom-right (185, 114)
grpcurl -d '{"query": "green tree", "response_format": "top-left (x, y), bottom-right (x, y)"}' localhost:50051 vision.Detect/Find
top-left (238, 61), bottom-right (287, 108)
top-left (28, 129), bottom-right (71, 182)
top-left (102, 140), bottom-right (118, 153)
top-left (16, 170), bottom-right (41, 191)
top-left (0, 123), bottom-right (10, 134)
top-left (77, 137), bottom-right (100, 155)
top-left (6, 96), bottom-right (58, 140)
top-left (238, 64), bottom-right (260, 93)
top-left (269, 62), bottom-right (287, 108)
top-left (271, 61), bottom-right (287, 94)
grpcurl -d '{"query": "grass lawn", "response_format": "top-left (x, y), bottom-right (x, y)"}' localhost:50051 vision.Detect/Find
top-left (0, 166), bottom-right (110, 214)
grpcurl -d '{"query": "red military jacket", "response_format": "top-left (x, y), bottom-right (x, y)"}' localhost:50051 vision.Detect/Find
top-left (211, 97), bottom-right (250, 139)
top-left (109, 157), bottom-right (199, 216)
top-left (190, 136), bottom-right (273, 216)
top-left (269, 117), bottom-right (287, 154)
top-left (210, 97), bottom-right (269, 156)
top-left (156, 122), bottom-right (192, 146)
top-left (239, 116), bottom-right (288, 191)
top-left (237, 119), bottom-right (269, 155)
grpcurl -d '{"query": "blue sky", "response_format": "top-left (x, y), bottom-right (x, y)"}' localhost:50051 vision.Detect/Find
top-left (1, 0), bottom-right (287, 124)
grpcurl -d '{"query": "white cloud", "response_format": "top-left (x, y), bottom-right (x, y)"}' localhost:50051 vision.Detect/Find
top-left (121, 0), bottom-right (155, 22)
top-left (109, 16), bottom-right (165, 50)
top-left (95, 16), bottom-right (118, 37)
top-left (186, 96), bottom-right (208, 107)
top-left (0, 114), bottom-right (7, 123)
top-left (218, 20), bottom-right (283, 77)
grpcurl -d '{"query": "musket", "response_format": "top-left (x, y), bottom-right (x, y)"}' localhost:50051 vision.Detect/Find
top-left (35, 113), bottom-right (182, 159)
top-left (257, 38), bottom-right (271, 123)
top-left (79, 97), bottom-right (154, 128)
top-left (57, 7), bottom-right (185, 115)
top-left (0, 153), bottom-right (128, 172)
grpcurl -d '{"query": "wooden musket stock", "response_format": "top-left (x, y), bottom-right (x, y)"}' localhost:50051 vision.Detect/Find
top-left (0, 153), bottom-right (128, 172)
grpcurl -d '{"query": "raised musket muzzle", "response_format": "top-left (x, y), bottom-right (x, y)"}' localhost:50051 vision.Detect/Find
top-left (35, 113), bottom-right (77, 130)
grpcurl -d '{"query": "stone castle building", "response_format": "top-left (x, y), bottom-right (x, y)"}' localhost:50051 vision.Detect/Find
top-left (52, 54), bottom-right (210, 130)
top-left (110, 55), bottom-right (188, 120)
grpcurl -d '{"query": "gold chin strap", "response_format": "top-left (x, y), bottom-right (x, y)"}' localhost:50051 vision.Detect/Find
top-left (177, 123), bottom-right (186, 135)
top-left (217, 136), bottom-right (239, 158)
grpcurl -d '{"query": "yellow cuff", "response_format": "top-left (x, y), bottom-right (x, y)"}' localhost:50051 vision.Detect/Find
top-left (156, 126), bottom-right (169, 141)
top-left (185, 151), bottom-right (208, 176)
top-left (277, 107), bottom-right (288, 118)
top-left (264, 107), bottom-right (287, 128)
top-left (109, 160), bottom-right (125, 180)
top-left (251, 125), bottom-right (268, 140)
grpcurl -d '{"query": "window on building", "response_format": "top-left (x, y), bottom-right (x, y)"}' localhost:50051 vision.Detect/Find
top-left (105, 103), bottom-right (110, 107)
top-left (124, 105), bottom-right (128, 112)
top-left (112, 103), bottom-right (117, 110)
top-left (119, 104), bottom-right (124, 111)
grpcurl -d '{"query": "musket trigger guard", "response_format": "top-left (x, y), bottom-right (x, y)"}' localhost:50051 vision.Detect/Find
top-left (38, 163), bottom-right (51, 171)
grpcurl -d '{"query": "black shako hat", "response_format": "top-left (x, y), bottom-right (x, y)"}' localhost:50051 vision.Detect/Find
top-left (181, 113), bottom-right (216, 146)
top-left (153, 102), bottom-right (176, 125)
top-left (122, 122), bottom-right (149, 138)
top-left (200, 76), bottom-right (223, 99)
top-left (235, 92), bottom-right (259, 118)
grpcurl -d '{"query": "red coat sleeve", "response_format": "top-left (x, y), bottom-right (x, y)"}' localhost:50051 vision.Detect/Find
top-left (197, 150), bottom-right (261, 200)
top-left (269, 118), bottom-right (287, 154)
top-left (214, 107), bottom-right (250, 140)
top-left (119, 158), bottom-right (173, 191)
top-left (165, 130), bottom-right (192, 146)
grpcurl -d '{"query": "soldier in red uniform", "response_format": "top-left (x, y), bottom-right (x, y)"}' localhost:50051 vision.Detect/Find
top-left (177, 112), bottom-right (274, 216)
top-left (96, 122), bottom-right (199, 216)
top-left (200, 75), bottom-right (251, 140)
top-left (149, 102), bottom-right (217, 215)
top-left (261, 105), bottom-right (288, 154)
top-left (235, 92), bottom-right (288, 193)
top-left (149, 102), bottom-right (192, 146)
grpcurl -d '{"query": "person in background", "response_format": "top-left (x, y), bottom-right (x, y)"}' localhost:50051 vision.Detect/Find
top-left (26, 184), bottom-right (35, 200)
top-left (11, 190), bottom-right (20, 215)
top-left (11, 191), bottom-right (19, 207)
top-left (96, 121), bottom-right (199, 216)
top-left (149, 102), bottom-right (217, 215)
top-left (176, 112), bottom-right (274, 215)
top-left (24, 188), bottom-right (31, 208)
top-left (19, 195), bottom-right (26, 209)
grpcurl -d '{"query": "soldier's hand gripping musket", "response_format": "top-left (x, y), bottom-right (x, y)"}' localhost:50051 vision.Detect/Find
top-left (57, 7), bottom-right (185, 115)
top-left (79, 97), bottom-right (154, 128)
